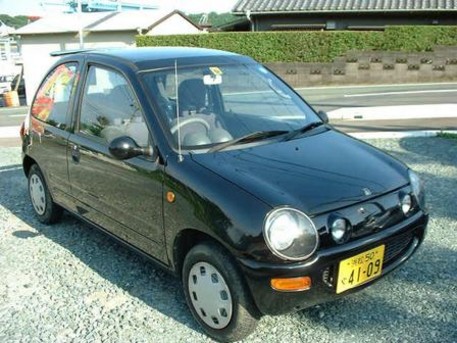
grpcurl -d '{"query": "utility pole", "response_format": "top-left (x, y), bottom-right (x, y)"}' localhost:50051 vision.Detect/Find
top-left (77, 0), bottom-right (83, 48)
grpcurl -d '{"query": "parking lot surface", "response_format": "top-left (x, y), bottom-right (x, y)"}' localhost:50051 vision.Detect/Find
top-left (0, 137), bottom-right (456, 343)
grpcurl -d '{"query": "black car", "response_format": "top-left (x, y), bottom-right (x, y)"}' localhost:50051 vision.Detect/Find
top-left (21, 47), bottom-right (428, 342)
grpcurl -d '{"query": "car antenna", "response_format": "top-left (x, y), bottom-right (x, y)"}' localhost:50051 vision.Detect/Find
top-left (174, 59), bottom-right (183, 162)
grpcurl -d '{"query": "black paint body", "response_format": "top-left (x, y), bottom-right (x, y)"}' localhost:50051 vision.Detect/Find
top-left (22, 48), bottom-right (428, 315)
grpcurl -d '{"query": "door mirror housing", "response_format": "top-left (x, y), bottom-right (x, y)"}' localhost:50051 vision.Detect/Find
top-left (109, 136), bottom-right (153, 160)
top-left (317, 110), bottom-right (329, 124)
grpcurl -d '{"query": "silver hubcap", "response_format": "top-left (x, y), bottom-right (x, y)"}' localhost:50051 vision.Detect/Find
top-left (188, 262), bottom-right (233, 329)
top-left (29, 174), bottom-right (46, 215)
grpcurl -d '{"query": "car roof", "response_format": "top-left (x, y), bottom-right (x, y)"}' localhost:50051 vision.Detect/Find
top-left (60, 47), bottom-right (255, 71)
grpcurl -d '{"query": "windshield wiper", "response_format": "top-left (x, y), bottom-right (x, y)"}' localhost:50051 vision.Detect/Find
top-left (208, 130), bottom-right (288, 153)
top-left (282, 121), bottom-right (324, 141)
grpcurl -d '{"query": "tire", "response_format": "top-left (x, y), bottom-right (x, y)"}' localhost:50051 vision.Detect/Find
top-left (182, 241), bottom-right (260, 342)
top-left (28, 164), bottom-right (63, 224)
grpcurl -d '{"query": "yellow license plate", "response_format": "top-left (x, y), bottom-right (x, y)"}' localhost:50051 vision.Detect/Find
top-left (336, 245), bottom-right (385, 294)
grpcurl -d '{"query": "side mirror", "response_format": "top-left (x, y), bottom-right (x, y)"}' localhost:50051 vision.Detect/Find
top-left (109, 136), bottom-right (152, 160)
top-left (317, 110), bottom-right (329, 124)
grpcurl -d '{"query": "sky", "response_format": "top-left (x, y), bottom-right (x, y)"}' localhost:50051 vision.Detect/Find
top-left (0, 0), bottom-right (239, 16)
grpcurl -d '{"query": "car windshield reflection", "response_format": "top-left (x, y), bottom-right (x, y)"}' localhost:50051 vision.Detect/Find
top-left (142, 63), bottom-right (320, 152)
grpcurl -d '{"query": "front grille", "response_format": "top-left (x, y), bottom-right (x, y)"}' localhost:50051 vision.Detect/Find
top-left (384, 231), bottom-right (414, 264)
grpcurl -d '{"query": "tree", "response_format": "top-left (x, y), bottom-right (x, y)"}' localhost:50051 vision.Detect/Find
top-left (188, 12), bottom-right (237, 28)
top-left (0, 14), bottom-right (29, 29)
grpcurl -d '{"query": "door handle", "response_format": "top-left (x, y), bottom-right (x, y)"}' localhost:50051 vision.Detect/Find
top-left (71, 144), bottom-right (80, 163)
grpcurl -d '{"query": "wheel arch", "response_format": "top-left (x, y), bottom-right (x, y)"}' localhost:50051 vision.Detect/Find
top-left (23, 155), bottom-right (36, 177)
top-left (172, 228), bottom-right (233, 279)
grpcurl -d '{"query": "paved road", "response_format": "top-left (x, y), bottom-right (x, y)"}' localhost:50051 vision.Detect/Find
top-left (297, 82), bottom-right (457, 112)
top-left (1, 83), bottom-right (456, 147)
top-left (0, 107), bottom-right (28, 127)
top-left (299, 83), bottom-right (457, 133)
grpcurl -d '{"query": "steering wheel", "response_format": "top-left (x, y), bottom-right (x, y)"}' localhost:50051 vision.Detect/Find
top-left (170, 117), bottom-right (211, 135)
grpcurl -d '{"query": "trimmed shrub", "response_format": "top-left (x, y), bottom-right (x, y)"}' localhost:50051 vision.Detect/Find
top-left (136, 26), bottom-right (457, 63)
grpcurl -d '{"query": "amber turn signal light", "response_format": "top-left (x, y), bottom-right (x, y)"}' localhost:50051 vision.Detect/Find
top-left (166, 191), bottom-right (176, 203)
top-left (271, 276), bottom-right (312, 292)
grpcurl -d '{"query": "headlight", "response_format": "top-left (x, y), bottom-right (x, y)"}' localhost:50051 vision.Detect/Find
top-left (330, 217), bottom-right (351, 243)
top-left (264, 208), bottom-right (318, 260)
top-left (409, 169), bottom-right (425, 210)
top-left (400, 193), bottom-right (412, 215)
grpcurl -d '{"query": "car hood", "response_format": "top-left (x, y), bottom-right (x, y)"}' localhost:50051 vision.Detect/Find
top-left (191, 129), bottom-right (408, 215)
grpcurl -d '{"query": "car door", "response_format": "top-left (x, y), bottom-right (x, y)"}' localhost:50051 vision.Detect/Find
top-left (28, 62), bottom-right (79, 207)
top-left (67, 64), bottom-right (166, 262)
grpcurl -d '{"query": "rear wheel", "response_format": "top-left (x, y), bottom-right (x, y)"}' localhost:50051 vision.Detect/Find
top-left (28, 164), bottom-right (62, 224)
top-left (182, 241), bottom-right (259, 342)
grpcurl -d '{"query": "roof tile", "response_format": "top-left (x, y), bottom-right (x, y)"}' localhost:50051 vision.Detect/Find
top-left (232, 0), bottom-right (457, 12)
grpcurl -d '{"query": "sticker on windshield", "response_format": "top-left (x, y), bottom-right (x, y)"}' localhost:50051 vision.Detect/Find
top-left (203, 74), bottom-right (222, 85)
top-left (209, 66), bottom-right (223, 76)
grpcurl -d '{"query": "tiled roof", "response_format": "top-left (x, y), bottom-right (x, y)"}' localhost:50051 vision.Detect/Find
top-left (233, 0), bottom-right (457, 13)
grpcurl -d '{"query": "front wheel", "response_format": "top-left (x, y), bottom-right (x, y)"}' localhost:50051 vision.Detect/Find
top-left (28, 164), bottom-right (63, 224)
top-left (182, 241), bottom-right (259, 342)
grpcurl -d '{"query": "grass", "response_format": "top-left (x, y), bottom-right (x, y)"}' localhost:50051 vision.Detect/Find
top-left (437, 132), bottom-right (457, 140)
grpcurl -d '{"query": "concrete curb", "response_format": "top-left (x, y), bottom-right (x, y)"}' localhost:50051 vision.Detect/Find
top-left (0, 126), bottom-right (20, 138)
top-left (327, 104), bottom-right (457, 120)
top-left (349, 130), bottom-right (457, 139)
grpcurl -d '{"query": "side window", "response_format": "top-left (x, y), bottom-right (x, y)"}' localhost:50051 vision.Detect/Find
top-left (31, 63), bottom-right (78, 129)
top-left (79, 66), bottom-right (149, 147)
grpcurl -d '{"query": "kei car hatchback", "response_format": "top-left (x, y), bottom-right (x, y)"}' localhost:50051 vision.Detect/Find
top-left (21, 47), bottom-right (428, 342)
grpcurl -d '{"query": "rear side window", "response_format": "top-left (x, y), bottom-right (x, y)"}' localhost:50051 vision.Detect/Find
top-left (31, 63), bottom-right (78, 129)
top-left (79, 66), bottom-right (149, 147)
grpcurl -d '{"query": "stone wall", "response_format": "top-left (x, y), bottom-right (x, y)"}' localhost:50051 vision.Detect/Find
top-left (266, 46), bottom-right (457, 87)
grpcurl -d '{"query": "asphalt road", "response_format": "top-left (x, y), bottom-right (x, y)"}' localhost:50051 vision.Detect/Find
top-left (297, 82), bottom-right (457, 112)
top-left (1, 83), bottom-right (456, 148)
top-left (299, 83), bottom-right (457, 133)
top-left (0, 107), bottom-right (27, 127)
top-left (298, 83), bottom-right (457, 132)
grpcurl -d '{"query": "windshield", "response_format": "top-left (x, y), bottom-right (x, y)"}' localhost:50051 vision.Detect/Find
top-left (142, 62), bottom-right (320, 152)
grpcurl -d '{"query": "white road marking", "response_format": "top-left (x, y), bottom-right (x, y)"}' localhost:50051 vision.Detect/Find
top-left (344, 89), bottom-right (457, 98)
top-left (328, 104), bottom-right (457, 120)
top-left (0, 166), bottom-right (22, 173)
top-left (296, 82), bottom-right (457, 90)
top-left (8, 114), bottom-right (27, 118)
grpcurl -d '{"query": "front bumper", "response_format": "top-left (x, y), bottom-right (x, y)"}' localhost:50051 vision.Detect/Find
top-left (238, 211), bottom-right (428, 315)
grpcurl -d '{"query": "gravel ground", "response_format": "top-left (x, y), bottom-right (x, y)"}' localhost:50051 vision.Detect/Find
top-left (0, 137), bottom-right (456, 343)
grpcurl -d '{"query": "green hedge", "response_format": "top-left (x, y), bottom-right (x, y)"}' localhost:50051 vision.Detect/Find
top-left (136, 26), bottom-right (457, 63)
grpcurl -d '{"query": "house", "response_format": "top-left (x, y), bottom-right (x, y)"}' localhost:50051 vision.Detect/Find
top-left (232, 0), bottom-right (457, 31)
top-left (14, 10), bottom-right (201, 103)
top-left (0, 21), bottom-right (15, 37)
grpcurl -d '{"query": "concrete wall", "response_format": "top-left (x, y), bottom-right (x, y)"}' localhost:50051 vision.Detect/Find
top-left (266, 46), bottom-right (457, 88)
